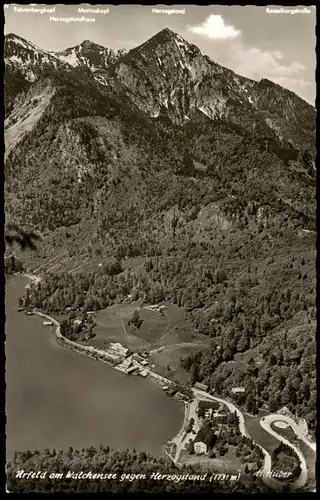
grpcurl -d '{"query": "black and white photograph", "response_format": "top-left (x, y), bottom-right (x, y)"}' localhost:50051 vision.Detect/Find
top-left (4, 3), bottom-right (316, 493)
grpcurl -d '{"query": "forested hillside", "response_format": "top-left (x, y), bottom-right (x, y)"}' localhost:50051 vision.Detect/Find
top-left (7, 446), bottom-right (270, 493)
top-left (5, 30), bottom-right (316, 433)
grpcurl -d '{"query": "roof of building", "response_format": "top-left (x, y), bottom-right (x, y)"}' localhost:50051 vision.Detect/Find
top-left (194, 441), bottom-right (207, 449)
top-left (133, 354), bottom-right (143, 360)
top-left (122, 358), bottom-right (133, 367)
top-left (194, 382), bottom-right (208, 391)
top-left (126, 366), bottom-right (136, 373)
top-left (231, 387), bottom-right (245, 393)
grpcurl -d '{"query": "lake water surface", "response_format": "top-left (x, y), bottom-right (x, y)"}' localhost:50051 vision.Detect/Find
top-left (5, 275), bottom-right (184, 460)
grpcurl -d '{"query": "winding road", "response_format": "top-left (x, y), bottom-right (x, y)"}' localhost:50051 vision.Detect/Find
top-left (260, 414), bottom-right (315, 490)
top-left (184, 388), bottom-right (316, 491)
top-left (260, 414), bottom-right (316, 452)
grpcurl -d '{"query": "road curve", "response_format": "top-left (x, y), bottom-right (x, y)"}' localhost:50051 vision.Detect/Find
top-left (260, 415), bottom-right (313, 490)
top-left (192, 389), bottom-right (312, 491)
top-left (192, 389), bottom-right (283, 490)
top-left (261, 414), bottom-right (316, 452)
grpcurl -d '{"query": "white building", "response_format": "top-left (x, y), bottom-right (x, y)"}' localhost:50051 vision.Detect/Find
top-left (194, 441), bottom-right (207, 454)
top-left (231, 387), bottom-right (245, 394)
top-left (110, 343), bottom-right (129, 357)
top-left (43, 321), bottom-right (53, 326)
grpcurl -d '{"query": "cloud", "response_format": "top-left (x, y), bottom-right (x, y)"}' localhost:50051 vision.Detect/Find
top-left (225, 41), bottom-right (312, 102)
top-left (232, 44), bottom-right (306, 81)
top-left (188, 14), bottom-right (241, 40)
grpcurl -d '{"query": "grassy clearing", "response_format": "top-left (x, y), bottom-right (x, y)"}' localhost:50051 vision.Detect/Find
top-left (243, 414), bottom-right (280, 454)
top-left (127, 303), bottom-right (186, 344)
top-left (85, 300), bottom-right (210, 382)
top-left (150, 342), bottom-right (207, 385)
top-left (91, 301), bottom-right (208, 354)
top-left (270, 422), bottom-right (298, 445)
top-left (91, 303), bottom-right (150, 351)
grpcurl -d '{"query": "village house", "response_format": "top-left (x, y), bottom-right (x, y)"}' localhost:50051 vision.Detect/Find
top-left (133, 353), bottom-right (144, 363)
top-left (205, 408), bottom-right (213, 419)
top-left (194, 382), bottom-right (208, 392)
top-left (43, 321), bottom-right (53, 326)
top-left (194, 441), bottom-right (207, 455)
top-left (193, 425), bottom-right (216, 455)
top-left (231, 387), bottom-right (245, 394)
top-left (109, 343), bottom-right (129, 357)
top-left (145, 304), bottom-right (168, 313)
top-left (121, 358), bottom-right (133, 370)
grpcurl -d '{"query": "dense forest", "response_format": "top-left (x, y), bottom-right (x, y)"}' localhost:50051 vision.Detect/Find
top-left (271, 443), bottom-right (302, 481)
top-left (5, 254), bottom-right (24, 275)
top-left (6, 446), bottom-right (270, 493)
top-left (22, 205), bottom-right (316, 430)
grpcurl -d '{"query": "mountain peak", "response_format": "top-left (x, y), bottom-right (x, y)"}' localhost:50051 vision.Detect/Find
top-left (5, 33), bottom-right (40, 51)
top-left (4, 33), bottom-right (46, 56)
top-left (5, 33), bottom-right (26, 41)
top-left (81, 40), bottom-right (96, 48)
top-left (159, 27), bottom-right (176, 35)
top-left (152, 27), bottom-right (180, 41)
top-left (126, 27), bottom-right (193, 58)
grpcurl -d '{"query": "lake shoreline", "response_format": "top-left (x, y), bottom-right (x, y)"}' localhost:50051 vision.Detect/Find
top-left (7, 274), bottom-right (184, 459)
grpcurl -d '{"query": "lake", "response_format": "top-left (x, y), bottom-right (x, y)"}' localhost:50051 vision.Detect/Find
top-left (5, 275), bottom-right (184, 460)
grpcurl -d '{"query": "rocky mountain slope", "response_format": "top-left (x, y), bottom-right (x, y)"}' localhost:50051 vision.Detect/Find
top-left (53, 40), bottom-right (127, 70)
top-left (4, 30), bottom-right (316, 429)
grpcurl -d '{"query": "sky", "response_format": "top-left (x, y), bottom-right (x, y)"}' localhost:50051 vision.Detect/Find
top-left (4, 4), bottom-right (316, 104)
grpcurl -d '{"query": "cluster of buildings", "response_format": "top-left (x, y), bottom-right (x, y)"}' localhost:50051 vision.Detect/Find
top-left (115, 350), bottom-right (150, 377)
top-left (202, 403), bottom-right (227, 420)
